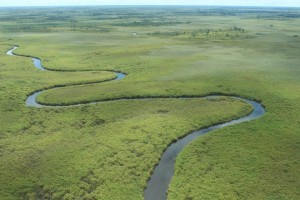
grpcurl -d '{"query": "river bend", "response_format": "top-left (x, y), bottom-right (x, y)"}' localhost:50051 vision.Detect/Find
top-left (6, 46), bottom-right (265, 200)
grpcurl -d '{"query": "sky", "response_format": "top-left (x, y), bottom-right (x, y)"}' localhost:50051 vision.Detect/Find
top-left (0, 0), bottom-right (299, 7)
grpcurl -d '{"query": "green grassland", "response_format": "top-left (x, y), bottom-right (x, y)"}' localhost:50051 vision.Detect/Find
top-left (0, 6), bottom-right (299, 200)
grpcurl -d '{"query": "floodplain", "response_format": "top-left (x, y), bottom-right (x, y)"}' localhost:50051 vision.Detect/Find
top-left (0, 6), bottom-right (299, 200)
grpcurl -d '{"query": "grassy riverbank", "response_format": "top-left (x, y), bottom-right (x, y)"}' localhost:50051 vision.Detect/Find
top-left (0, 6), bottom-right (299, 200)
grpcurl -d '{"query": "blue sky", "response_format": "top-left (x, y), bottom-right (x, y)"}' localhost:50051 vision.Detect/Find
top-left (0, 0), bottom-right (299, 7)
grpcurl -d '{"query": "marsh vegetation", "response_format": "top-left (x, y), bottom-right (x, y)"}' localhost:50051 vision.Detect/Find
top-left (0, 6), bottom-right (299, 200)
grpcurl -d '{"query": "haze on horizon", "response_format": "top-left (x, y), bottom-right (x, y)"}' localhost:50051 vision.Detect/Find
top-left (0, 0), bottom-right (299, 7)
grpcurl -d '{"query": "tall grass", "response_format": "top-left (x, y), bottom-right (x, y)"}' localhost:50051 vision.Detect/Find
top-left (0, 6), bottom-right (299, 200)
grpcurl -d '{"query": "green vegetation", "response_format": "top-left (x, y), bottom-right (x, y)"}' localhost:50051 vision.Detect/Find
top-left (0, 6), bottom-right (299, 200)
top-left (149, 27), bottom-right (246, 41)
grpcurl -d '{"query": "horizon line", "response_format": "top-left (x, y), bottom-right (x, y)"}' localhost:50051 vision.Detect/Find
top-left (0, 4), bottom-right (299, 8)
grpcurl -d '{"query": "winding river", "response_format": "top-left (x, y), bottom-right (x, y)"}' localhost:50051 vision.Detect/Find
top-left (6, 46), bottom-right (265, 200)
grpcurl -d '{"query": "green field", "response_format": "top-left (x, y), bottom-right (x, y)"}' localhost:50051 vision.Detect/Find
top-left (0, 6), bottom-right (299, 200)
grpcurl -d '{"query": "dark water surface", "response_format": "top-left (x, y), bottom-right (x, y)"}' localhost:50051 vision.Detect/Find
top-left (6, 46), bottom-right (126, 107)
top-left (7, 46), bottom-right (46, 71)
top-left (144, 98), bottom-right (265, 200)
